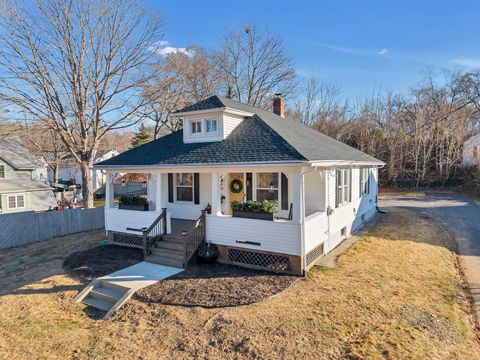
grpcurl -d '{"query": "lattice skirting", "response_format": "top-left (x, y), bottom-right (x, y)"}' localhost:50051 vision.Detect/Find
top-left (227, 248), bottom-right (291, 272)
top-left (110, 231), bottom-right (143, 249)
top-left (306, 243), bottom-right (324, 267)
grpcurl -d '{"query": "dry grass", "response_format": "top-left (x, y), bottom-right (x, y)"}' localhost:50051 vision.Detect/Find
top-left (0, 210), bottom-right (479, 359)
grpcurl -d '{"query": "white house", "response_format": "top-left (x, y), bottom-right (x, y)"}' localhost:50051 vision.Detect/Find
top-left (463, 134), bottom-right (480, 166)
top-left (95, 95), bottom-right (384, 275)
top-left (49, 149), bottom-right (119, 190)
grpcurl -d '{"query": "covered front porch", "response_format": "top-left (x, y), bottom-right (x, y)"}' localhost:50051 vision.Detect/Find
top-left (102, 165), bottom-right (328, 273)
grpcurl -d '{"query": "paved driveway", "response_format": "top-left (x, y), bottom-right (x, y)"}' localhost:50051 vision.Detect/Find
top-left (380, 192), bottom-right (480, 319)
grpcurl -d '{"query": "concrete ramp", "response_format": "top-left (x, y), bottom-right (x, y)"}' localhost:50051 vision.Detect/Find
top-left (73, 262), bottom-right (183, 319)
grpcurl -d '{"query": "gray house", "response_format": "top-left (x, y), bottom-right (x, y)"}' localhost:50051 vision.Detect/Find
top-left (0, 137), bottom-right (56, 213)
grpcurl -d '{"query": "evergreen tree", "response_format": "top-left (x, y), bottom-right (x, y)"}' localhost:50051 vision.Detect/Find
top-left (131, 123), bottom-right (151, 147)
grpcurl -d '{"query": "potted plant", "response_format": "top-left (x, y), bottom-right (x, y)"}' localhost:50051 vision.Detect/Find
top-left (119, 195), bottom-right (149, 211)
top-left (196, 242), bottom-right (219, 264)
top-left (231, 200), bottom-right (278, 221)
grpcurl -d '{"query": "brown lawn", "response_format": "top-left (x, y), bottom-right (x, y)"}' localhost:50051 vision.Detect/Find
top-left (0, 210), bottom-right (479, 359)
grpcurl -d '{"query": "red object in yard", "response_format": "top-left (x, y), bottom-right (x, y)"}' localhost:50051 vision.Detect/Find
top-left (205, 204), bottom-right (212, 214)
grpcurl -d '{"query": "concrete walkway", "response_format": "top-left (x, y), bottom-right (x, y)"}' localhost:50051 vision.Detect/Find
top-left (100, 261), bottom-right (184, 291)
top-left (74, 261), bottom-right (183, 318)
top-left (380, 192), bottom-right (480, 320)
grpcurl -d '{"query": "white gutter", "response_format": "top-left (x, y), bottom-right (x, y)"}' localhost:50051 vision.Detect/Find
top-left (94, 160), bottom-right (308, 171)
top-left (309, 160), bottom-right (385, 167)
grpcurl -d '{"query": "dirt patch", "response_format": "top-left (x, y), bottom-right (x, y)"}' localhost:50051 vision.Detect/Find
top-left (136, 262), bottom-right (298, 307)
top-left (63, 245), bottom-right (143, 281)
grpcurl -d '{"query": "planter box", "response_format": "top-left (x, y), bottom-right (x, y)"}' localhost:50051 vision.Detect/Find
top-left (232, 209), bottom-right (274, 221)
top-left (119, 203), bottom-right (149, 211)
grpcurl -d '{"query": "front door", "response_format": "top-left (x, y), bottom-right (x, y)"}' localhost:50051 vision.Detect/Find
top-left (228, 172), bottom-right (245, 214)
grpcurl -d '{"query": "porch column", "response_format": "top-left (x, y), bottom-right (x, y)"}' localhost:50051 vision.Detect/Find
top-left (105, 172), bottom-right (114, 208)
top-left (291, 171), bottom-right (305, 224)
top-left (211, 172), bottom-right (222, 216)
top-left (155, 174), bottom-right (163, 212)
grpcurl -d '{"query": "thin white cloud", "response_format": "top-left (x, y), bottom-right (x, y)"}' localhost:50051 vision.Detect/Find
top-left (149, 40), bottom-right (192, 57)
top-left (452, 57), bottom-right (480, 69)
top-left (304, 41), bottom-right (389, 57)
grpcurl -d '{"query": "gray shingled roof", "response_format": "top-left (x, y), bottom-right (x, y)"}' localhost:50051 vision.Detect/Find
top-left (0, 137), bottom-right (44, 170)
top-left (97, 95), bottom-right (383, 168)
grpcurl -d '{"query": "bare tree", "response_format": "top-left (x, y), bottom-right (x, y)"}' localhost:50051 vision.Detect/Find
top-left (216, 24), bottom-right (297, 107)
top-left (141, 46), bottom-right (221, 138)
top-left (0, 0), bottom-right (163, 207)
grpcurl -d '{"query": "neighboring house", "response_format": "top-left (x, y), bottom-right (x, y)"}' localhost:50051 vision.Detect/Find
top-left (95, 95), bottom-right (384, 275)
top-left (49, 149), bottom-right (119, 190)
top-left (0, 136), bottom-right (56, 213)
top-left (463, 134), bottom-right (480, 166)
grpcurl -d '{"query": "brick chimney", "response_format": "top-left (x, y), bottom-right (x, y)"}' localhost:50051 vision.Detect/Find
top-left (273, 93), bottom-right (284, 118)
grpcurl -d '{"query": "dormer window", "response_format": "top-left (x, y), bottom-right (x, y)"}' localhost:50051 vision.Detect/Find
top-left (191, 120), bottom-right (202, 134)
top-left (206, 118), bottom-right (218, 133)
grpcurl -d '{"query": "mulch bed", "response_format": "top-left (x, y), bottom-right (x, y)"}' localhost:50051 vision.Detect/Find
top-left (63, 245), bottom-right (143, 281)
top-left (136, 262), bottom-right (299, 308)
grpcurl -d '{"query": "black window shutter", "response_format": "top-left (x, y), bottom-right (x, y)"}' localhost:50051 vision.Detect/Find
top-left (194, 173), bottom-right (200, 204)
top-left (335, 170), bottom-right (339, 208)
top-left (168, 173), bottom-right (174, 203)
top-left (281, 173), bottom-right (288, 210)
top-left (246, 172), bottom-right (253, 201)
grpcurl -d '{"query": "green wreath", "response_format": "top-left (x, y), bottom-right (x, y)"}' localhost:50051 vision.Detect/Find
top-left (230, 178), bottom-right (243, 193)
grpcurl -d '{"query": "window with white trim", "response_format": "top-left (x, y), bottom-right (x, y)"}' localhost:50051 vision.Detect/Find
top-left (336, 169), bottom-right (351, 207)
top-left (205, 118), bottom-right (218, 133)
top-left (256, 172), bottom-right (279, 202)
top-left (7, 194), bottom-right (26, 209)
top-left (190, 120), bottom-right (202, 134)
top-left (0, 165), bottom-right (4, 178)
top-left (176, 173), bottom-right (193, 202)
top-left (359, 168), bottom-right (370, 196)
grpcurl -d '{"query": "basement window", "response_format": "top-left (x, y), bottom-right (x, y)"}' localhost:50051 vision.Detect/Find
top-left (341, 227), bottom-right (347, 239)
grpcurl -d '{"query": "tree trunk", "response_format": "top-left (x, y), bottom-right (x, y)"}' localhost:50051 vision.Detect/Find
top-left (80, 162), bottom-right (94, 208)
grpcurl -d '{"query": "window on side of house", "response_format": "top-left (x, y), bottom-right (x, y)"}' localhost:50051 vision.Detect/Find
top-left (359, 168), bottom-right (370, 196)
top-left (7, 194), bottom-right (26, 209)
top-left (256, 172), bottom-right (279, 202)
top-left (191, 120), bottom-right (202, 134)
top-left (336, 169), bottom-right (351, 207)
top-left (176, 173), bottom-right (193, 202)
top-left (205, 118), bottom-right (218, 133)
top-left (0, 165), bottom-right (5, 178)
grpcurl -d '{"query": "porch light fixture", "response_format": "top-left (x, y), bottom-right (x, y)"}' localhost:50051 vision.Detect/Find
top-left (269, 182), bottom-right (274, 193)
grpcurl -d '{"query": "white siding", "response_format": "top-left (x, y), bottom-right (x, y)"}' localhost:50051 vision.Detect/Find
top-left (162, 173), bottom-right (212, 220)
top-left (320, 167), bottom-right (378, 253)
top-left (206, 215), bottom-right (301, 255)
top-left (304, 212), bottom-right (328, 253)
top-left (183, 112), bottom-right (225, 143)
top-left (304, 170), bottom-right (326, 216)
top-left (105, 208), bottom-right (162, 235)
top-left (222, 113), bottom-right (244, 138)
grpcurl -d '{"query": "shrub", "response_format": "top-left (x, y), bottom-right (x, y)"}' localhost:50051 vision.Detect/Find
top-left (120, 195), bottom-right (148, 205)
top-left (230, 200), bottom-right (278, 213)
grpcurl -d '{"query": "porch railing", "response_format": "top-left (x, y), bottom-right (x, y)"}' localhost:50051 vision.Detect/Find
top-left (127, 208), bottom-right (167, 257)
top-left (183, 210), bottom-right (206, 267)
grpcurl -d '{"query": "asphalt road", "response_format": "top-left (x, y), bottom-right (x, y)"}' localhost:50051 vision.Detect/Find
top-left (380, 192), bottom-right (480, 320)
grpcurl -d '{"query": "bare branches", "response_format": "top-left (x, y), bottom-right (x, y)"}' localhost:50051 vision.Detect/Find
top-left (0, 0), bottom-right (163, 207)
top-left (215, 24), bottom-right (297, 108)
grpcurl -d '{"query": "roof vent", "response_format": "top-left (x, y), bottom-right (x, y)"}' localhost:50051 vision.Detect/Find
top-left (273, 93), bottom-right (284, 118)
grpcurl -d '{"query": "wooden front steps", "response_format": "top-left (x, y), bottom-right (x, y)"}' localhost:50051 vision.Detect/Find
top-left (145, 234), bottom-right (187, 268)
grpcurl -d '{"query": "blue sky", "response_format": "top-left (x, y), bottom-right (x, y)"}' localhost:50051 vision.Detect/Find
top-left (146, 0), bottom-right (478, 99)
